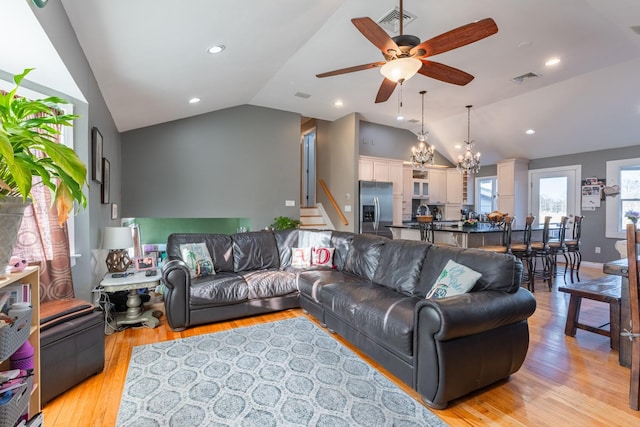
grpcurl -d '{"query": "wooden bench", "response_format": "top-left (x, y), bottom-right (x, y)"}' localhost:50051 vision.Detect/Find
top-left (558, 275), bottom-right (622, 350)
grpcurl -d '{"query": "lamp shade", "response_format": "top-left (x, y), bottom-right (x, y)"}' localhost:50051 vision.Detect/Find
top-left (102, 227), bottom-right (134, 250)
top-left (380, 58), bottom-right (422, 82)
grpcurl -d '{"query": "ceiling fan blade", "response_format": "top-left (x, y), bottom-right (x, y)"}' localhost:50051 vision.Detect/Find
top-left (410, 18), bottom-right (498, 58)
top-left (375, 78), bottom-right (398, 103)
top-left (316, 62), bottom-right (386, 78)
top-left (418, 60), bottom-right (474, 86)
top-left (351, 17), bottom-right (401, 55)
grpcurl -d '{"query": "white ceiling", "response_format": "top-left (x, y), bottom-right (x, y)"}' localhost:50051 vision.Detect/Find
top-left (15, 1), bottom-right (640, 165)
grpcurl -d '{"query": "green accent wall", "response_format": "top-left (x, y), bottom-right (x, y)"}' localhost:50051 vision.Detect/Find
top-left (124, 217), bottom-right (251, 244)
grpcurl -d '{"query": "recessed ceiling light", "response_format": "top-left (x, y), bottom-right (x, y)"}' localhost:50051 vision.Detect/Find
top-left (208, 45), bottom-right (225, 54)
top-left (526, 129), bottom-right (536, 135)
top-left (396, 115), bottom-right (405, 121)
top-left (334, 100), bottom-right (343, 107)
top-left (454, 144), bottom-right (462, 149)
top-left (189, 97), bottom-right (200, 104)
top-left (545, 57), bottom-right (560, 66)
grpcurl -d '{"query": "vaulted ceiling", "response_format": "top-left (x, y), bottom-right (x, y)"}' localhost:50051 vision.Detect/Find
top-left (11, 1), bottom-right (640, 165)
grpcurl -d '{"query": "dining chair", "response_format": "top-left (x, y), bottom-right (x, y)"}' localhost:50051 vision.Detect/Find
top-left (565, 215), bottom-right (585, 283)
top-left (530, 216), bottom-right (553, 291)
top-left (478, 216), bottom-right (514, 254)
top-left (511, 215), bottom-right (535, 291)
top-left (625, 223), bottom-right (640, 410)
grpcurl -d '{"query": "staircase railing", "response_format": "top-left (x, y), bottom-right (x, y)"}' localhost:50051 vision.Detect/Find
top-left (319, 179), bottom-right (348, 226)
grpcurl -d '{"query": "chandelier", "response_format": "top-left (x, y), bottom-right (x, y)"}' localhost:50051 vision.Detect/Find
top-left (411, 90), bottom-right (435, 169)
top-left (456, 105), bottom-right (481, 175)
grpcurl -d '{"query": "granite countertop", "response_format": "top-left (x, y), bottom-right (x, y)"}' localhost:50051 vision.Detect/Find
top-left (390, 222), bottom-right (507, 233)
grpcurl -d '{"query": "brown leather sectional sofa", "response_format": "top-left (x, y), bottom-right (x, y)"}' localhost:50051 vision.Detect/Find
top-left (162, 229), bottom-right (536, 408)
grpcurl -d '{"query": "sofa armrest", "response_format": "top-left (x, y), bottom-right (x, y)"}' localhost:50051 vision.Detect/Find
top-left (415, 287), bottom-right (537, 341)
top-left (161, 259), bottom-right (192, 331)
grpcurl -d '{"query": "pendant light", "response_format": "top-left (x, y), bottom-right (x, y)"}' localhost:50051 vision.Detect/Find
top-left (456, 105), bottom-right (481, 175)
top-left (411, 90), bottom-right (435, 169)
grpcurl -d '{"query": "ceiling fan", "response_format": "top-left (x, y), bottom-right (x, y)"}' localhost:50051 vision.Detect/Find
top-left (316, 0), bottom-right (498, 103)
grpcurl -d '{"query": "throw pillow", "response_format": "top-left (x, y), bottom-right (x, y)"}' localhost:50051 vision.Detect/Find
top-left (312, 247), bottom-right (335, 268)
top-left (426, 259), bottom-right (482, 299)
top-left (179, 242), bottom-right (215, 278)
top-left (291, 247), bottom-right (312, 267)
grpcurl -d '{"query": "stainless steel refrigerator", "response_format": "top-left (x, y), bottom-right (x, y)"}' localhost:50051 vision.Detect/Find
top-left (359, 180), bottom-right (393, 238)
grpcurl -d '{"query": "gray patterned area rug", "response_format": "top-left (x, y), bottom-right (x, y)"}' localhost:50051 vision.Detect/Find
top-left (117, 316), bottom-right (447, 426)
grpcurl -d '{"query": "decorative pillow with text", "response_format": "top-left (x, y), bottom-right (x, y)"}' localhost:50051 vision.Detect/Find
top-left (179, 242), bottom-right (215, 278)
top-left (312, 247), bottom-right (335, 268)
top-left (291, 247), bottom-right (312, 267)
top-left (426, 259), bottom-right (481, 299)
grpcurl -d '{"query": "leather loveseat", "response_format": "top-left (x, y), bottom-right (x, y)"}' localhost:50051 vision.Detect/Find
top-left (162, 229), bottom-right (536, 408)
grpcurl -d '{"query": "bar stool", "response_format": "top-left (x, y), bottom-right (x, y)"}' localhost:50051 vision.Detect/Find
top-left (530, 216), bottom-right (553, 291)
top-left (548, 216), bottom-right (569, 283)
top-left (565, 215), bottom-right (584, 283)
top-left (417, 215), bottom-right (434, 243)
top-left (478, 216), bottom-right (514, 254)
top-left (511, 215), bottom-right (535, 291)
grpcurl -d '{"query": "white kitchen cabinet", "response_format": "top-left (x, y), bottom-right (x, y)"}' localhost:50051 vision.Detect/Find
top-left (429, 169), bottom-right (447, 204)
top-left (402, 165), bottom-right (413, 220)
top-left (359, 158), bottom-right (374, 181)
top-left (413, 181), bottom-right (429, 198)
top-left (359, 156), bottom-right (399, 186)
top-left (393, 195), bottom-right (403, 225)
top-left (445, 203), bottom-right (462, 220)
top-left (388, 161), bottom-right (403, 196)
top-left (496, 158), bottom-right (529, 223)
top-left (446, 168), bottom-right (464, 204)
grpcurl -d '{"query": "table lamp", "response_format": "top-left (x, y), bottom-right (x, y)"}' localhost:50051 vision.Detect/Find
top-left (102, 227), bottom-right (134, 272)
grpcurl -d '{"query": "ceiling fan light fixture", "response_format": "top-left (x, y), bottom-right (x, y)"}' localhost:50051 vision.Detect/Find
top-left (380, 57), bottom-right (422, 82)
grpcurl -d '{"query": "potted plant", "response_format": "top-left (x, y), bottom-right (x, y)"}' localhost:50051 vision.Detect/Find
top-left (0, 68), bottom-right (88, 274)
top-left (271, 216), bottom-right (301, 231)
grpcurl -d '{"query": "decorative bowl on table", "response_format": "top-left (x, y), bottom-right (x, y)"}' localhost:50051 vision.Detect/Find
top-left (463, 219), bottom-right (478, 227)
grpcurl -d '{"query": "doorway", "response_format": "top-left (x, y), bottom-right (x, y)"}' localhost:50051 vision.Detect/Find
top-left (301, 129), bottom-right (316, 207)
top-left (530, 165), bottom-right (581, 227)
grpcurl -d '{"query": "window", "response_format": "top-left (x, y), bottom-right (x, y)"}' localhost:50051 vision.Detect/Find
top-left (620, 167), bottom-right (640, 227)
top-left (606, 157), bottom-right (640, 238)
top-left (530, 166), bottom-right (580, 227)
top-left (475, 176), bottom-right (497, 214)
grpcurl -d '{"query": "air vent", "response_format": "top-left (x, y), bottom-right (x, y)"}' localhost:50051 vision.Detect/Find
top-left (294, 92), bottom-right (311, 99)
top-left (511, 72), bottom-right (541, 85)
top-left (631, 25), bottom-right (640, 35)
top-left (407, 119), bottom-right (420, 124)
top-left (377, 7), bottom-right (416, 34)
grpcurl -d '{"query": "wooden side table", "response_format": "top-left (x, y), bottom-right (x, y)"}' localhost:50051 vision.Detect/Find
top-left (558, 276), bottom-right (622, 352)
top-left (100, 270), bottom-right (161, 329)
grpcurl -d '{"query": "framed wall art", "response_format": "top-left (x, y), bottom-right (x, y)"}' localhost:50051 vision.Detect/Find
top-left (92, 127), bottom-right (103, 183)
top-left (101, 158), bottom-right (110, 204)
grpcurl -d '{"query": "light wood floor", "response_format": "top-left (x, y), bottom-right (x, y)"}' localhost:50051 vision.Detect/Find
top-left (42, 266), bottom-right (640, 426)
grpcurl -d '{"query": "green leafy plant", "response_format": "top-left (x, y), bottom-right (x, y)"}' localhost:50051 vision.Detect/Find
top-left (0, 68), bottom-right (87, 224)
top-left (271, 216), bottom-right (301, 230)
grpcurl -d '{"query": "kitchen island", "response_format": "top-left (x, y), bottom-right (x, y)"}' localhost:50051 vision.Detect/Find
top-left (389, 222), bottom-right (543, 248)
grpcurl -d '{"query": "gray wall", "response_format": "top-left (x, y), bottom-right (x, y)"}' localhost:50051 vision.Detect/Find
top-left (31, 2), bottom-right (123, 301)
top-left (316, 114), bottom-right (359, 232)
top-left (121, 105), bottom-right (301, 230)
top-left (359, 121), bottom-right (453, 166)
